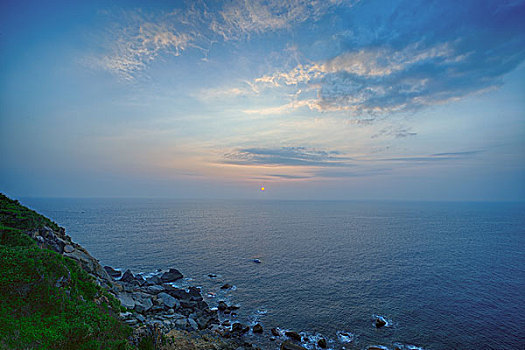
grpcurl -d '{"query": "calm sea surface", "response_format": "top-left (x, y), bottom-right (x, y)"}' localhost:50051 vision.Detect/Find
top-left (22, 199), bottom-right (525, 349)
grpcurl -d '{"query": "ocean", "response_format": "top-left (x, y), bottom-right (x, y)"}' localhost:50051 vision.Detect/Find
top-left (22, 198), bottom-right (525, 349)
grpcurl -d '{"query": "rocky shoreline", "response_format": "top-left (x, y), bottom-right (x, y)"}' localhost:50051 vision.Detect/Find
top-left (28, 223), bottom-right (315, 350)
top-left (28, 222), bottom-right (423, 350)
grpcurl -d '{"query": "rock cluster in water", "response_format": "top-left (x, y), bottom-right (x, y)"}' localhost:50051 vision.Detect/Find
top-left (28, 224), bottom-right (423, 350)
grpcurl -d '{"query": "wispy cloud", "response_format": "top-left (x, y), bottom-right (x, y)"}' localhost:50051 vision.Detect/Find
top-left (95, 0), bottom-right (357, 80)
top-left (377, 150), bottom-right (483, 162)
top-left (222, 147), bottom-right (352, 167)
top-left (209, 0), bottom-right (351, 40)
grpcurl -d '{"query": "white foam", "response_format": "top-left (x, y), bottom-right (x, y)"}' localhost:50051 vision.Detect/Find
top-left (336, 331), bottom-right (355, 343)
top-left (372, 314), bottom-right (393, 327)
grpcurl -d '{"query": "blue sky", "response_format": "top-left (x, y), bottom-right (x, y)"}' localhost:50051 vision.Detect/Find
top-left (1, 0), bottom-right (524, 200)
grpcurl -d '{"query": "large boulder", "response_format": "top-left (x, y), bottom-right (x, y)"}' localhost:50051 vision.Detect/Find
top-left (285, 331), bottom-right (302, 342)
top-left (135, 298), bottom-right (153, 313)
top-left (158, 292), bottom-right (179, 309)
top-left (104, 266), bottom-right (121, 279)
top-left (120, 269), bottom-right (135, 283)
top-left (160, 268), bottom-right (183, 283)
top-left (117, 292), bottom-right (136, 309)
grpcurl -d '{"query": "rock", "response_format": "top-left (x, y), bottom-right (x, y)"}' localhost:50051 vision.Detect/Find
top-left (146, 275), bottom-right (162, 285)
top-left (229, 304), bottom-right (240, 310)
top-left (63, 247), bottom-right (112, 283)
top-left (208, 273), bottom-right (217, 278)
top-left (218, 301), bottom-right (228, 311)
top-left (134, 275), bottom-right (146, 286)
top-left (135, 298), bottom-right (153, 313)
top-left (158, 292), bottom-right (179, 309)
top-left (187, 286), bottom-right (203, 301)
top-left (117, 292), bottom-right (135, 309)
top-left (188, 318), bottom-right (199, 330)
top-left (367, 347), bottom-right (387, 350)
top-left (104, 266), bottom-right (121, 279)
top-left (120, 269), bottom-right (135, 283)
top-left (253, 258), bottom-right (262, 264)
top-left (175, 319), bottom-right (187, 328)
top-left (221, 283), bottom-right (233, 289)
top-left (63, 244), bottom-right (75, 253)
top-left (231, 323), bottom-right (248, 333)
top-left (280, 341), bottom-right (306, 350)
top-left (285, 331), bottom-right (301, 342)
top-left (160, 268), bottom-right (183, 283)
top-left (136, 314), bottom-right (145, 322)
top-left (271, 328), bottom-right (280, 337)
top-left (146, 285), bottom-right (165, 294)
top-left (252, 323), bottom-right (263, 333)
top-left (317, 338), bottom-right (327, 348)
top-left (375, 317), bottom-right (387, 328)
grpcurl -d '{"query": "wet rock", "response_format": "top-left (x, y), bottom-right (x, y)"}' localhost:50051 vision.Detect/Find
top-left (120, 269), bottom-right (135, 283)
top-left (64, 244), bottom-right (75, 253)
top-left (375, 317), bottom-right (387, 328)
top-left (231, 323), bottom-right (249, 333)
top-left (221, 283), bottom-right (233, 289)
top-left (134, 275), bottom-right (146, 286)
top-left (160, 268), bottom-right (183, 283)
top-left (280, 341), bottom-right (306, 350)
top-left (208, 273), bottom-right (217, 278)
top-left (218, 301), bottom-right (228, 311)
top-left (146, 275), bottom-right (161, 285)
top-left (317, 338), bottom-right (327, 348)
top-left (285, 331), bottom-right (301, 341)
top-left (252, 323), bottom-right (263, 333)
top-left (104, 266), bottom-right (121, 279)
top-left (187, 286), bottom-right (203, 301)
top-left (158, 292), bottom-right (179, 309)
top-left (252, 259), bottom-right (261, 264)
top-left (271, 328), bottom-right (280, 337)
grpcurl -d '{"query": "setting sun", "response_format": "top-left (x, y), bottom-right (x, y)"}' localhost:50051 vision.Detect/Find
top-left (260, 187), bottom-right (265, 191)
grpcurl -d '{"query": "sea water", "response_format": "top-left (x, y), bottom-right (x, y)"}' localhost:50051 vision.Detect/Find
top-left (22, 198), bottom-right (525, 349)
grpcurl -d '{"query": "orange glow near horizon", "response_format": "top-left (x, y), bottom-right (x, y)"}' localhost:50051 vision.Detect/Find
top-left (261, 187), bottom-right (265, 191)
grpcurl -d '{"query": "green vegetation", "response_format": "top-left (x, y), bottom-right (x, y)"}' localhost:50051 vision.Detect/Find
top-left (0, 194), bottom-right (132, 349)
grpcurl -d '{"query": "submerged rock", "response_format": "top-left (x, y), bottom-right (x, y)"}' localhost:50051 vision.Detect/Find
top-left (221, 283), bottom-right (233, 290)
top-left (271, 328), bottom-right (281, 337)
top-left (285, 331), bottom-right (301, 341)
top-left (280, 341), bottom-right (306, 350)
top-left (375, 317), bottom-right (387, 328)
top-left (317, 338), bottom-right (327, 348)
top-left (253, 323), bottom-right (263, 333)
top-left (161, 268), bottom-right (183, 282)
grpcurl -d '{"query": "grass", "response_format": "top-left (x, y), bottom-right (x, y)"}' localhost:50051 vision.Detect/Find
top-left (0, 193), bottom-right (132, 349)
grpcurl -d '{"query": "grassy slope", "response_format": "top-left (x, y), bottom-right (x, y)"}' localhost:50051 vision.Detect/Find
top-left (0, 194), bottom-right (132, 349)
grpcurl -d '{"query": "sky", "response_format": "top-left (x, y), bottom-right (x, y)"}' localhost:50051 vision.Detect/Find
top-left (1, 0), bottom-right (524, 200)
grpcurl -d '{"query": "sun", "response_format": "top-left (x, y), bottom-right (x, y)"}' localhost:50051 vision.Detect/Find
top-left (260, 187), bottom-right (265, 191)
